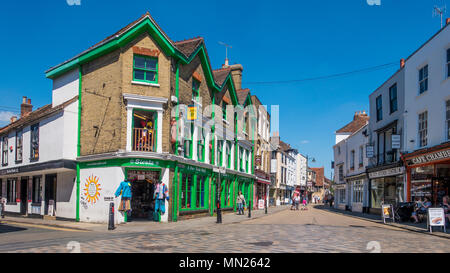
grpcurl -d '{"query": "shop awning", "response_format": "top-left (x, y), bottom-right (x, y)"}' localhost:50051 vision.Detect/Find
top-left (256, 177), bottom-right (271, 185)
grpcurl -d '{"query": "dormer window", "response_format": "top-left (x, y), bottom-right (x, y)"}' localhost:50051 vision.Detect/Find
top-left (133, 55), bottom-right (158, 84)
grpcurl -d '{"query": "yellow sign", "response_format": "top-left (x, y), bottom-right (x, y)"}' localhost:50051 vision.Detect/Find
top-left (187, 105), bottom-right (197, 121)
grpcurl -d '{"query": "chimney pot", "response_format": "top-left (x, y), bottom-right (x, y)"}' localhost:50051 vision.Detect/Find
top-left (400, 58), bottom-right (405, 68)
top-left (22, 96), bottom-right (27, 104)
top-left (27, 98), bottom-right (31, 104)
top-left (10, 116), bottom-right (17, 123)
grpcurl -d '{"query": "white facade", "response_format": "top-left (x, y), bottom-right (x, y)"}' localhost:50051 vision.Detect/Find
top-left (297, 154), bottom-right (307, 187)
top-left (404, 24), bottom-right (450, 153)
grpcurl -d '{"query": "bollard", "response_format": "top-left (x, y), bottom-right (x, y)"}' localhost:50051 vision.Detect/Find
top-left (1, 198), bottom-right (5, 218)
top-left (216, 200), bottom-right (222, 224)
top-left (108, 202), bottom-right (115, 230)
top-left (265, 201), bottom-right (268, 214)
top-left (248, 201), bottom-right (252, 218)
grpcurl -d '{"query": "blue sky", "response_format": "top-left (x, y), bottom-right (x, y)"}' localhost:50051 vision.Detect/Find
top-left (0, 0), bottom-right (448, 177)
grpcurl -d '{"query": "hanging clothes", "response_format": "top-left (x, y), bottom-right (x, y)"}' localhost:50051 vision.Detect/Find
top-left (153, 182), bottom-right (169, 217)
top-left (115, 180), bottom-right (132, 212)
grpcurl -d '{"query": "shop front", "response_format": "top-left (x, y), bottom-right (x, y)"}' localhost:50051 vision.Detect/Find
top-left (0, 160), bottom-right (76, 219)
top-left (254, 176), bottom-right (270, 210)
top-left (334, 183), bottom-right (347, 210)
top-left (403, 144), bottom-right (450, 206)
top-left (346, 174), bottom-right (368, 213)
top-left (367, 165), bottom-right (405, 214)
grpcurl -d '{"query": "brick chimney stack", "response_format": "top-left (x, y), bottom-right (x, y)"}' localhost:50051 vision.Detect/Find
top-left (222, 63), bottom-right (244, 90)
top-left (21, 96), bottom-right (33, 117)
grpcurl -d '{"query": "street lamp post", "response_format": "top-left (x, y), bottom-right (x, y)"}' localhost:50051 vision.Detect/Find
top-left (305, 154), bottom-right (316, 203)
top-left (213, 167), bottom-right (226, 224)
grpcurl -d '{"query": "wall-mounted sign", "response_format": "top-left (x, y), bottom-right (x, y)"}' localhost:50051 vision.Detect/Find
top-left (368, 167), bottom-right (404, 179)
top-left (270, 159), bottom-right (277, 173)
top-left (406, 149), bottom-right (450, 166)
top-left (391, 135), bottom-right (401, 149)
top-left (366, 145), bottom-right (374, 158)
top-left (187, 105), bottom-right (197, 121)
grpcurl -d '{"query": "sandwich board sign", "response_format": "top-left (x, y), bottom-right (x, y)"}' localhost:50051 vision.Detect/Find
top-left (381, 204), bottom-right (394, 224)
top-left (427, 208), bottom-right (446, 233)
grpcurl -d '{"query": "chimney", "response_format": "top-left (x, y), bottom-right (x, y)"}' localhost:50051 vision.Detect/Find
top-left (10, 116), bottom-right (17, 123)
top-left (21, 96), bottom-right (33, 117)
top-left (400, 58), bottom-right (405, 68)
top-left (222, 59), bottom-right (244, 90)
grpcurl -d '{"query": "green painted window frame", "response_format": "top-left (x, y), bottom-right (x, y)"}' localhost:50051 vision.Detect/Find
top-left (192, 79), bottom-right (200, 102)
top-left (184, 123), bottom-right (194, 159)
top-left (179, 173), bottom-right (209, 211)
top-left (222, 102), bottom-right (227, 120)
top-left (226, 141), bottom-right (231, 168)
top-left (245, 150), bottom-right (249, 173)
top-left (133, 54), bottom-right (158, 84)
top-left (221, 178), bottom-right (234, 208)
top-left (132, 108), bottom-right (158, 152)
top-left (197, 128), bottom-right (205, 162)
top-left (239, 147), bottom-right (244, 172)
top-left (217, 140), bottom-right (224, 166)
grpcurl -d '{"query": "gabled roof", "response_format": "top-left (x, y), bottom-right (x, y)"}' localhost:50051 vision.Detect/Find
top-left (174, 37), bottom-right (204, 58)
top-left (236, 89), bottom-right (250, 105)
top-left (212, 68), bottom-right (231, 86)
top-left (336, 113), bottom-right (369, 134)
top-left (0, 96), bottom-right (79, 135)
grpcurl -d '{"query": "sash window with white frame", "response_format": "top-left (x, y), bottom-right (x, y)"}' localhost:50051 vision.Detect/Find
top-left (419, 65), bottom-right (428, 94)
top-left (1, 136), bottom-right (7, 166)
top-left (16, 130), bottom-right (22, 162)
top-left (418, 111), bottom-right (428, 147)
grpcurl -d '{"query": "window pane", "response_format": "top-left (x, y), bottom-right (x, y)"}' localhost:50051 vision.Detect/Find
top-left (145, 71), bottom-right (156, 82)
top-left (134, 69), bottom-right (145, 80)
top-left (145, 58), bottom-right (157, 70)
top-left (134, 56), bottom-right (146, 69)
top-left (447, 49), bottom-right (450, 62)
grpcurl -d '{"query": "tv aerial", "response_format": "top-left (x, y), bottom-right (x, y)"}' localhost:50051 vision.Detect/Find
top-left (218, 41), bottom-right (232, 66)
top-left (433, 5), bottom-right (447, 29)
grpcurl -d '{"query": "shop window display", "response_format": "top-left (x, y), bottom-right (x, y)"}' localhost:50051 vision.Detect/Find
top-left (411, 166), bottom-right (433, 201)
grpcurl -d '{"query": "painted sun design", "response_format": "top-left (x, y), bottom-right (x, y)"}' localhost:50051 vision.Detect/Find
top-left (84, 175), bottom-right (102, 205)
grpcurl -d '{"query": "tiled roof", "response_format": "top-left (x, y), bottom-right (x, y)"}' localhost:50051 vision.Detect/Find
top-left (336, 113), bottom-right (369, 134)
top-left (278, 140), bottom-right (291, 152)
top-left (236, 89), bottom-right (250, 105)
top-left (212, 68), bottom-right (231, 86)
top-left (174, 37), bottom-right (204, 58)
top-left (311, 167), bottom-right (324, 187)
top-left (0, 96), bottom-right (78, 135)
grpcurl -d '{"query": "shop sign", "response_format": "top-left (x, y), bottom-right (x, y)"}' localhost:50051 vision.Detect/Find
top-left (128, 159), bottom-right (160, 167)
top-left (181, 164), bottom-right (209, 175)
top-left (381, 204), bottom-right (394, 224)
top-left (391, 135), bottom-right (401, 149)
top-left (407, 149), bottom-right (450, 166)
top-left (368, 167), bottom-right (404, 179)
top-left (187, 105), bottom-right (197, 121)
top-left (0, 168), bottom-right (19, 175)
top-left (258, 199), bottom-right (265, 209)
top-left (428, 208), bottom-right (446, 233)
top-left (366, 145), bottom-right (374, 158)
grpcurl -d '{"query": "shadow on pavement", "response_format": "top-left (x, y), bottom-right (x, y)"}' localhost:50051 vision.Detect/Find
top-left (0, 223), bottom-right (27, 234)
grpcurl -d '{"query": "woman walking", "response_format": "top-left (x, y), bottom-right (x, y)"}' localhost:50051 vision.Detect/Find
top-left (236, 191), bottom-right (246, 215)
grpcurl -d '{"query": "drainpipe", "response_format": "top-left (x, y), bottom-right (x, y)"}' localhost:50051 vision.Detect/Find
top-left (76, 66), bottom-right (82, 222)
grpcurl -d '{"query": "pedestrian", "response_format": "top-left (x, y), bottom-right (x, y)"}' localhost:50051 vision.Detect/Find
top-left (236, 191), bottom-right (246, 215)
top-left (295, 194), bottom-right (300, 210)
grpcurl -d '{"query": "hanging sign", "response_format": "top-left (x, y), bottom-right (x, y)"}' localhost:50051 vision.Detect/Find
top-left (187, 105), bottom-right (197, 121)
top-left (391, 135), bottom-right (401, 149)
top-left (428, 208), bottom-right (446, 233)
top-left (366, 145), bottom-right (374, 158)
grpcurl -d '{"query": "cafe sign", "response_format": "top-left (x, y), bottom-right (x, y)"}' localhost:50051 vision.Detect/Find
top-left (406, 149), bottom-right (450, 166)
top-left (368, 167), bottom-right (404, 179)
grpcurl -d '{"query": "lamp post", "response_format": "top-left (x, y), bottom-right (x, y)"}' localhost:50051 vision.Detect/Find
top-left (305, 155), bottom-right (316, 203)
top-left (213, 167), bottom-right (226, 224)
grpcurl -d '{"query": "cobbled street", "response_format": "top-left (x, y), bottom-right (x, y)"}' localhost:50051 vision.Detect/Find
top-left (1, 206), bottom-right (449, 253)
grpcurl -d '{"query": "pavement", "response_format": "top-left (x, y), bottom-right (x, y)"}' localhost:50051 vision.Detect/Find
top-left (314, 204), bottom-right (450, 239)
top-left (1, 204), bottom-right (449, 253)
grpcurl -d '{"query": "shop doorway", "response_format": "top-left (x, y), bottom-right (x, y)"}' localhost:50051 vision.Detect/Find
top-left (20, 178), bottom-right (28, 215)
top-left (44, 174), bottom-right (57, 215)
top-left (127, 170), bottom-right (160, 221)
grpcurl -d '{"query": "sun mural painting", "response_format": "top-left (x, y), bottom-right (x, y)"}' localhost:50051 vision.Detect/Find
top-left (84, 175), bottom-right (102, 205)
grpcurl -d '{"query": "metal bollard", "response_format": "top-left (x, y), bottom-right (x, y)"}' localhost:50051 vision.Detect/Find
top-left (108, 202), bottom-right (115, 230)
top-left (248, 201), bottom-right (252, 218)
top-left (1, 198), bottom-right (5, 218)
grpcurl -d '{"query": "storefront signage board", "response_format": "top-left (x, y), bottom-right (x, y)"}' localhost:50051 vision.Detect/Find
top-left (258, 199), bottom-right (265, 210)
top-left (368, 167), bottom-right (404, 179)
top-left (427, 208), bottom-right (446, 233)
top-left (406, 149), bottom-right (450, 166)
top-left (187, 105), bottom-right (197, 121)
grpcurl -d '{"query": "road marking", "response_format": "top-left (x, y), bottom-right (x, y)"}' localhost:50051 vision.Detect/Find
top-left (1, 221), bottom-right (88, 232)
